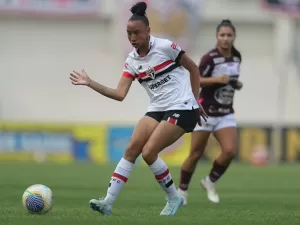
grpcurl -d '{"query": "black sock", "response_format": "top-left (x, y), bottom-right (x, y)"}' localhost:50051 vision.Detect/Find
top-left (179, 169), bottom-right (193, 191)
top-left (208, 160), bottom-right (229, 182)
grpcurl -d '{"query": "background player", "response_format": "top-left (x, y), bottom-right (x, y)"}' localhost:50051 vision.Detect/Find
top-left (178, 20), bottom-right (243, 205)
top-left (70, 1), bottom-right (207, 216)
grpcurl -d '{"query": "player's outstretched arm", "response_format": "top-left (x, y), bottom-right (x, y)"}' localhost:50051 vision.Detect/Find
top-left (70, 70), bottom-right (133, 102)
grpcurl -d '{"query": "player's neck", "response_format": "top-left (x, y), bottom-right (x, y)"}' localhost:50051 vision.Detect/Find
top-left (218, 47), bottom-right (232, 58)
top-left (137, 45), bottom-right (149, 57)
top-left (137, 37), bottom-right (151, 57)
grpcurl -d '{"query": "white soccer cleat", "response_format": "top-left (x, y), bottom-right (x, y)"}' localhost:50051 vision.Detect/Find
top-left (177, 188), bottom-right (188, 206)
top-left (160, 195), bottom-right (184, 216)
top-left (200, 177), bottom-right (220, 203)
top-left (89, 197), bottom-right (112, 216)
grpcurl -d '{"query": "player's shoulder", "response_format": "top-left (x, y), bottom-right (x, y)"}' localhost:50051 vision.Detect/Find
top-left (199, 48), bottom-right (219, 65)
top-left (154, 36), bottom-right (172, 45)
top-left (126, 50), bottom-right (137, 63)
top-left (201, 48), bottom-right (220, 60)
top-left (127, 49), bottom-right (135, 58)
top-left (152, 36), bottom-right (176, 50)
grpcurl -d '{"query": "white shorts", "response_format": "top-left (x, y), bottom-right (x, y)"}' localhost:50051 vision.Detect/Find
top-left (194, 113), bottom-right (237, 132)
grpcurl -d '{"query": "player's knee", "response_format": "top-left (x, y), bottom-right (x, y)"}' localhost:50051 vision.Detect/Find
top-left (222, 146), bottom-right (237, 159)
top-left (141, 143), bottom-right (156, 165)
top-left (123, 141), bottom-right (141, 163)
top-left (189, 149), bottom-right (203, 162)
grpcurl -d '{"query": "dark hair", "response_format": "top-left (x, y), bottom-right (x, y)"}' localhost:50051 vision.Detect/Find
top-left (129, 2), bottom-right (149, 27)
top-left (216, 19), bottom-right (241, 60)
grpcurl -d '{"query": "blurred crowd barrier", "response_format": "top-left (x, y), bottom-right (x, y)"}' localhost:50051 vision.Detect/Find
top-left (0, 122), bottom-right (299, 165)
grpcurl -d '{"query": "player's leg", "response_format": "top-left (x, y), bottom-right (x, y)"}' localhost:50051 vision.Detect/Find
top-left (178, 116), bottom-right (216, 205)
top-left (201, 113), bottom-right (237, 203)
top-left (89, 114), bottom-right (161, 215)
top-left (178, 130), bottom-right (210, 205)
top-left (141, 109), bottom-right (198, 215)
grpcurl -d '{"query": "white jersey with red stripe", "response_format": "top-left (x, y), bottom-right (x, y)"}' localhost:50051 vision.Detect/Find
top-left (122, 36), bottom-right (199, 112)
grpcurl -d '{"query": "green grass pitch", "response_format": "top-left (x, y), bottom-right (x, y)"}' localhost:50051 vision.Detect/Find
top-left (0, 162), bottom-right (299, 225)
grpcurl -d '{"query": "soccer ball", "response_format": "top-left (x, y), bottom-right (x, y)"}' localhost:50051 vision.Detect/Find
top-left (22, 184), bottom-right (54, 214)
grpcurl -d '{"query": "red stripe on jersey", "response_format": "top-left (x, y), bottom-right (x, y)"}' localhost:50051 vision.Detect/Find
top-left (137, 60), bottom-right (174, 79)
top-left (167, 117), bottom-right (177, 125)
top-left (122, 72), bottom-right (134, 79)
top-left (112, 173), bottom-right (128, 183)
top-left (155, 169), bottom-right (169, 180)
top-left (199, 98), bottom-right (204, 104)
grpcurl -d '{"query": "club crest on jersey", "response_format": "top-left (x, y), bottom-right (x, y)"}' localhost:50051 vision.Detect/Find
top-left (145, 66), bottom-right (156, 79)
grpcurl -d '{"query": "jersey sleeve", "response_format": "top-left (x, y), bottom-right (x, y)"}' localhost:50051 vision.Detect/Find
top-left (122, 57), bottom-right (136, 80)
top-left (198, 54), bottom-right (214, 77)
top-left (163, 39), bottom-right (185, 64)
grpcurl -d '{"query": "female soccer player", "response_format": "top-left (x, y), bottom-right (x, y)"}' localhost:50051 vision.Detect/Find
top-left (178, 20), bottom-right (243, 205)
top-left (69, 1), bottom-right (207, 216)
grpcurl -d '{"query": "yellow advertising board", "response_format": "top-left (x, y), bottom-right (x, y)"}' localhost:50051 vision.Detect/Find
top-left (0, 122), bottom-right (299, 165)
top-left (0, 122), bottom-right (107, 164)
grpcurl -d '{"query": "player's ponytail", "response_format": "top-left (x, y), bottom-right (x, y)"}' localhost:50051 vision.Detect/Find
top-left (129, 1), bottom-right (149, 26)
top-left (232, 45), bottom-right (242, 61)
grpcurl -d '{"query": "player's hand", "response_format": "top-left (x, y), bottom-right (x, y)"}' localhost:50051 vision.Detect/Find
top-left (70, 70), bottom-right (91, 86)
top-left (217, 74), bottom-right (230, 84)
top-left (197, 104), bottom-right (208, 126)
top-left (236, 80), bottom-right (243, 90)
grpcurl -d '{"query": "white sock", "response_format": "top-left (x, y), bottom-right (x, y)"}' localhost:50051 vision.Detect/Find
top-left (104, 158), bottom-right (134, 205)
top-left (149, 157), bottom-right (178, 198)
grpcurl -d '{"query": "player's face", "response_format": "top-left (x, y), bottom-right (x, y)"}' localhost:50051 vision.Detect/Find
top-left (217, 26), bottom-right (235, 50)
top-left (127, 20), bottom-right (150, 49)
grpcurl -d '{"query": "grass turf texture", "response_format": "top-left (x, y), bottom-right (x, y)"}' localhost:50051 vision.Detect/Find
top-left (0, 162), bottom-right (299, 225)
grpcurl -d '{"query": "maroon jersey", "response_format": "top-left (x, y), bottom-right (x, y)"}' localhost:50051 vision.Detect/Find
top-left (199, 48), bottom-right (241, 117)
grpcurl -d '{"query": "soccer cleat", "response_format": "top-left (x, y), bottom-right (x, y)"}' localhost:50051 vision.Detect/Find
top-left (200, 177), bottom-right (220, 203)
top-left (177, 188), bottom-right (188, 206)
top-left (89, 197), bottom-right (112, 215)
top-left (160, 195), bottom-right (184, 216)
